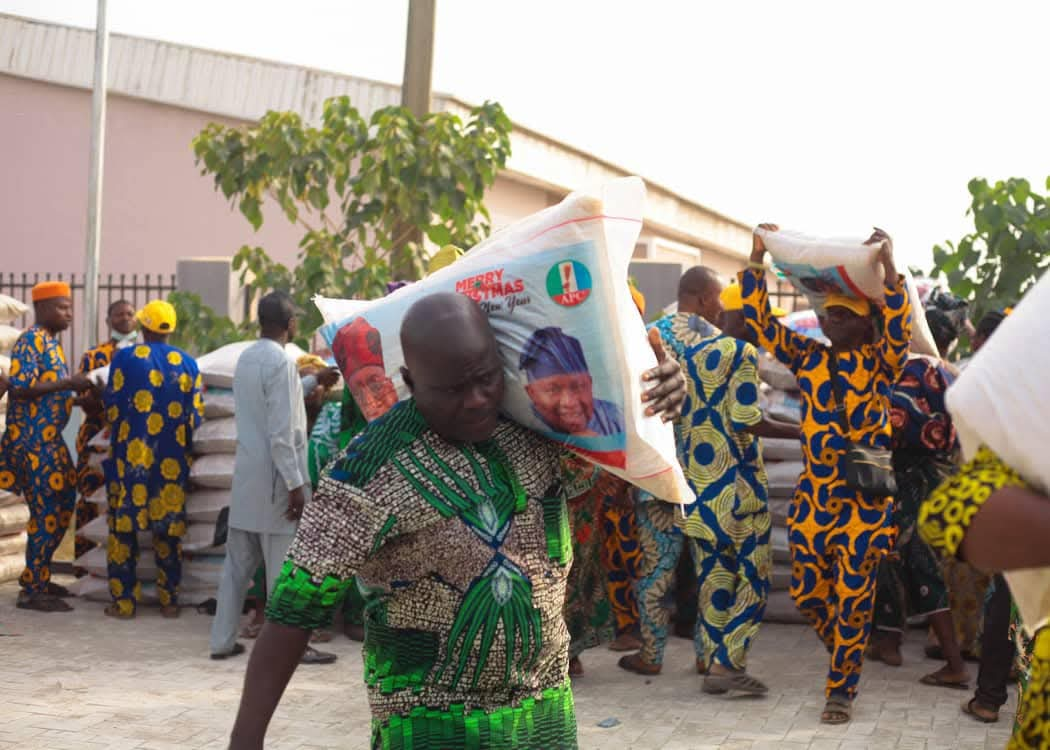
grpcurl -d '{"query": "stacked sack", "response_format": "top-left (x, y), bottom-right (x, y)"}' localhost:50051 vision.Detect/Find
top-left (0, 294), bottom-right (28, 582)
top-left (756, 352), bottom-right (807, 624)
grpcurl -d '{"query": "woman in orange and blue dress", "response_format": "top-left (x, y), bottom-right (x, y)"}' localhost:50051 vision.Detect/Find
top-left (741, 225), bottom-right (911, 723)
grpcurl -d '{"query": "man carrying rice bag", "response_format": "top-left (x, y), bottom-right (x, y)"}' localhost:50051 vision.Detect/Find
top-left (741, 224), bottom-right (911, 724)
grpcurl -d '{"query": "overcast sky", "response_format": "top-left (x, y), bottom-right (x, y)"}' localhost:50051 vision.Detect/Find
top-left (5, 0), bottom-right (1048, 268)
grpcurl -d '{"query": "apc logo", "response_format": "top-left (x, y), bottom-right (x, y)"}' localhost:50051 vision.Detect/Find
top-left (546, 260), bottom-right (593, 307)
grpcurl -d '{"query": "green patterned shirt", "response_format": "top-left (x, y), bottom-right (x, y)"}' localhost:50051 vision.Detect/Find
top-left (268, 399), bottom-right (578, 749)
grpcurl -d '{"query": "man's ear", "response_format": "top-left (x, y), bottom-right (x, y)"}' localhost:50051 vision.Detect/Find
top-left (401, 366), bottom-right (415, 394)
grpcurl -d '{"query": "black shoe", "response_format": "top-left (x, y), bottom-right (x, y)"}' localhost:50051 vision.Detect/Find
top-left (210, 642), bottom-right (247, 660)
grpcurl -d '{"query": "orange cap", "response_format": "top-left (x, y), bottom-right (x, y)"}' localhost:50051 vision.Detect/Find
top-left (31, 281), bottom-right (71, 302)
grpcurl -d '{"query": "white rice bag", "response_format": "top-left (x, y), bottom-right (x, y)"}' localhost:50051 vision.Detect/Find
top-left (203, 387), bottom-right (236, 419)
top-left (197, 341), bottom-right (307, 389)
top-left (0, 325), bottom-right (21, 354)
top-left (315, 178), bottom-right (691, 504)
top-left (0, 294), bottom-right (28, 325)
top-left (757, 227), bottom-right (936, 356)
top-left (193, 417), bottom-right (237, 455)
top-left (190, 454), bottom-right (235, 489)
top-left (946, 270), bottom-right (1050, 635)
top-left (186, 489), bottom-right (230, 523)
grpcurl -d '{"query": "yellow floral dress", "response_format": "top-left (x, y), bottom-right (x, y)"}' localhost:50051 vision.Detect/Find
top-left (920, 446), bottom-right (1050, 749)
top-left (103, 342), bottom-right (203, 613)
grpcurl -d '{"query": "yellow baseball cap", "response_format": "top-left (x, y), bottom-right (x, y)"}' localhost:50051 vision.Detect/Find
top-left (720, 282), bottom-right (787, 316)
top-left (824, 293), bottom-right (871, 317)
top-left (427, 245), bottom-right (464, 275)
top-left (136, 300), bottom-right (177, 333)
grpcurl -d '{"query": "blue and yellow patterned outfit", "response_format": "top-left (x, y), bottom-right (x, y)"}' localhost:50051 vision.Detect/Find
top-left (267, 400), bottom-right (579, 749)
top-left (637, 312), bottom-right (770, 670)
top-left (0, 326), bottom-right (77, 594)
top-left (103, 342), bottom-right (203, 614)
top-left (920, 447), bottom-right (1050, 749)
top-left (73, 339), bottom-right (117, 559)
top-left (740, 267), bottom-right (911, 700)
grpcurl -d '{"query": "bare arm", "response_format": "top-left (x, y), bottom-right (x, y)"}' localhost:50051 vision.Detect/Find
top-left (959, 485), bottom-right (1050, 572)
top-left (228, 623), bottom-right (312, 749)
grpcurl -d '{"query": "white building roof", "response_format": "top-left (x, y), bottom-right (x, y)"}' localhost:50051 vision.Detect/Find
top-left (0, 12), bottom-right (751, 259)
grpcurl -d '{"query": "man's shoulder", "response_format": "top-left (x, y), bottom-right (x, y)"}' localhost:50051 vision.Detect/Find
top-left (328, 400), bottom-right (429, 488)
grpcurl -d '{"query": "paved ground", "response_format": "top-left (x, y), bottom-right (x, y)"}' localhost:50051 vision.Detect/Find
top-left (0, 580), bottom-right (1015, 750)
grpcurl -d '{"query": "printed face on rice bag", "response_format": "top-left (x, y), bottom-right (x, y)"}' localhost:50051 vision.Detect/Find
top-left (331, 317), bottom-right (399, 422)
top-left (519, 326), bottom-right (623, 438)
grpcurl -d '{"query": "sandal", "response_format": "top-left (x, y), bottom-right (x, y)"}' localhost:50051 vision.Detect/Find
top-left (920, 671), bottom-right (970, 690)
top-left (702, 671), bottom-right (768, 696)
top-left (103, 603), bottom-right (135, 619)
top-left (962, 698), bottom-right (999, 724)
top-left (821, 697), bottom-right (852, 725)
top-left (310, 629), bottom-right (334, 644)
top-left (45, 582), bottom-right (72, 598)
top-left (239, 622), bottom-right (263, 639)
top-left (617, 653), bottom-right (661, 676)
top-left (16, 592), bottom-right (73, 613)
top-left (299, 646), bottom-right (337, 665)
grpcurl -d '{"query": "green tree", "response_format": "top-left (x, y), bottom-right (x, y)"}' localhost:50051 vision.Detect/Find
top-left (929, 177), bottom-right (1050, 322)
top-left (175, 98), bottom-right (512, 347)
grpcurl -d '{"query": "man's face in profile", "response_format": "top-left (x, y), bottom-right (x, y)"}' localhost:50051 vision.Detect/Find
top-left (525, 372), bottom-right (595, 435)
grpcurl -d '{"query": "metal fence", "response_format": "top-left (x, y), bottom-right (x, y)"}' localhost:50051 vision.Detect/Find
top-left (0, 272), bottom-right (177, 363)
top-left (769, 278), bottom-right (808, 314)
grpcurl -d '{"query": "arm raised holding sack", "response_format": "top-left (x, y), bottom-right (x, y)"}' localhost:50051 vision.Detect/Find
top-left (740, 223), bottom-right (823, 373)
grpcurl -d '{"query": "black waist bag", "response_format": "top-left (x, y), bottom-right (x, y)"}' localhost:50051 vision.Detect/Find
top-left (830, 357), bottom-right (897, 497)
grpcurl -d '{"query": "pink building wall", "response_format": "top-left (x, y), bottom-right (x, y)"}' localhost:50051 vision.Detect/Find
top-left (0, 74), bottom-right (304, 278)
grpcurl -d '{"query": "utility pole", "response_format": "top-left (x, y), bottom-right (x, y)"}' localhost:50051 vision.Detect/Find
top-left (395, 0), bottom-right (436, 280)
top-left (83, 0), bottom-right (110, 352)
top-left (401, 0), bottom-right (436, 117)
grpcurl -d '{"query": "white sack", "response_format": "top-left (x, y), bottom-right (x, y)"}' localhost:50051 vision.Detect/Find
top-left (190, 454), bottom-right (235, 489)
top-left (0, 552), bottom-right (22, 583)
top-left (0, 531), bottom-right (26, 557)
top-left (0, 354), bottom-right (9, 376)
top-left (0, 294), bottom-right (28, 325)
top-left (756, 227), bottom-right (937, 357)
top-left (193, 417), bottom-right (237, 455)
top-left (197, 341), bottom-right (307, 389)
top-left (0, 490), bottom-right (22, 508)
top-left (762, 437), bottom-right (803, 462)
top-left (0, 325), bottom-right (21, 353)
top-left (80, 514), bottom-right (151, 548)
top-left (0, 504), bottom-right (29, 536)
top-left (80, 515), bottom-right (222, 554)
top-left (315, 178), bottom-right (691, 504)
top-left (765, 461), bottom-right (803, 496)
top-left (186, 489), bottom-right (230, 523)
top-left (764, 390), bottom-right (802, 425)
top-left (946, 270), bottom-right (1050, 635)
top-left (74, 547), bottom-right (224, 586)
top-left (85, 486), bottom-right (108, 508)
top-left (758, 354), bottom-right (798, 392)
top-left (203, 388), bottom-right (236, 419)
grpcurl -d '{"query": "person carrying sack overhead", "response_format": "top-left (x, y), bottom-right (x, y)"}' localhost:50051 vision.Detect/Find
top-left (740, 224), bottom-right (912, 724)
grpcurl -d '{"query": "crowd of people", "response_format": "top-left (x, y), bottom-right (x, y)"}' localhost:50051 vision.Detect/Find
top-left (0, 220), bottom-right (1045, 749)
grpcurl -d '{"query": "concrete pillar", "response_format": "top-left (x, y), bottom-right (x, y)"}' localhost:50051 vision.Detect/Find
top-left (176, 257), bottom-right (250, 324)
